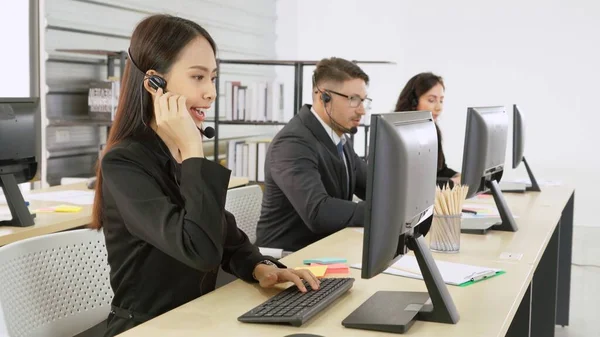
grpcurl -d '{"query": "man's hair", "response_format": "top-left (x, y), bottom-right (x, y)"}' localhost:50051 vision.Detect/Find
top-left (312, 57), bottom-right (369, 89)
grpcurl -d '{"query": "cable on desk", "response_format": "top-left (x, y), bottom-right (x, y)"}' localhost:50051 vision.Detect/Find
top-left (571, 263), bottom-right (600, 269)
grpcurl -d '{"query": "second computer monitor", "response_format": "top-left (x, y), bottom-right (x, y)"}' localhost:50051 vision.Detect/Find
top-left (460, 106), bottom-right (517, 232)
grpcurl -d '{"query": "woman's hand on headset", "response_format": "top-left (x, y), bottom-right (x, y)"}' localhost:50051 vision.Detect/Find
top-left (154, 88), bottom-right (204, 160)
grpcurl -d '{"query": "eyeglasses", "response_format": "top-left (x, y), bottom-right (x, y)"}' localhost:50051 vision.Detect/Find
top-left (326, 89), bottom-right (372, 110)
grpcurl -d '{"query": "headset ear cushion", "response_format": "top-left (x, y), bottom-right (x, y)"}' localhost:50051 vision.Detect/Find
top-left (321, 92), bottom-right (331, 103)
top-left (148, 75), bottom-right (167, 91)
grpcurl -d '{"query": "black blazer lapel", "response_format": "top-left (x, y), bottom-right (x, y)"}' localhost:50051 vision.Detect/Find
top-left (298, 105), bottom-right (338, 157)
top-left (299, 104), bottom-right (348, 199)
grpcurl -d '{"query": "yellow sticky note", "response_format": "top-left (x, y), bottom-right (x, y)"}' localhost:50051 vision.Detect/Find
top-left (295, 265), bottom-right (328, 278)
top-left (54, 205), bottom-right (82, 213)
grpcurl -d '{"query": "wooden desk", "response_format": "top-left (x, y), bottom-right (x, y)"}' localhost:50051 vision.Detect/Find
top-left (228, 176), bottom-right (250, 189)
top-left (458, 185), bottom-right (573, 265)
top-left (458, 185), bottom-right (575, 334)
top-left (118, 186), bottom-right (575, 337)
top-left (0, 183), bottom-right (93, 247)
top-left (0, 177), bottom-right (251, 247)
top-left (119, 229), bottom-right (534, 337)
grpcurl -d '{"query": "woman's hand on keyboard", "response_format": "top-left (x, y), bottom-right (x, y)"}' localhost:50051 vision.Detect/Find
top-left (255, 267), bottom-right (320, 293)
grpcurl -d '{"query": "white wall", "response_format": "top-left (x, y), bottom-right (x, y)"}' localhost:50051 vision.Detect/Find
top-left (277, 0), bottom-right (599, 226)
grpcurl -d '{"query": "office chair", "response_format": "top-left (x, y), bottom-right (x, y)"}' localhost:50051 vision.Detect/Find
top-left (0, 229), bottom-right (113, 337)
top-left (225, 185), bottom-right (284, 258)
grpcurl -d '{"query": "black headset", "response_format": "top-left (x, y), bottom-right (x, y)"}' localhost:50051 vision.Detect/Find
top-left (409, 74), bottom-right (422, 109)
top-left (411, 95), bottom-right (419, 109)
top-left (147, 75), bottom-right (167, 92)
top-left (321, 91), bottom-right (332, 104)
top-left (127, 48), bottom-right (215, 139)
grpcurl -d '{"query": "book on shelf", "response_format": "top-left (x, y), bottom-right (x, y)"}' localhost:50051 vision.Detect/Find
top-left (223, 80), bottom-right (285, 123)
top-left (227, 138), bottom-right (272, 182)
top-left (88, 80), bottom-right (120, 122)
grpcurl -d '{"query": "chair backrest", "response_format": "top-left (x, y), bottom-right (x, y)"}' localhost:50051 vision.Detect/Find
top-left (225, 185), bottom-right (263, 244)
top-left (0, 229), bottom-right (113, 337)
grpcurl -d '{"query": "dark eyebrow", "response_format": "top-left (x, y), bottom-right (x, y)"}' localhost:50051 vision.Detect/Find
top-left (189, 65), bottom-right (218, 73)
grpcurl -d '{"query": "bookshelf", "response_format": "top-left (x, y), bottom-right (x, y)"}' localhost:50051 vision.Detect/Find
top-left (212, 59), bottom-right (394, 166)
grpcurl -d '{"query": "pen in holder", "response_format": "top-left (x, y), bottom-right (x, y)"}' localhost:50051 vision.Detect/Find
top-left (429, 185), bottom-right (469, 253)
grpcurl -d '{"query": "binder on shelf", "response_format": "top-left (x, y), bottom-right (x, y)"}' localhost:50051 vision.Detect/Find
top-left (88, 80), bottom-right (120, 122)
top-left (227, 138), bottom-right (271, 182)
top-left (221, 80), bottom-right (285, 123)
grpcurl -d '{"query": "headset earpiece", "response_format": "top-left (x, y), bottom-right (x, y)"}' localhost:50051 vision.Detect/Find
top-left (321, 91), bottom-right (331, 103)
top-left (411, 97), bottom-right (418, 109)
top-left (147, 75), bottom-right (167, 92)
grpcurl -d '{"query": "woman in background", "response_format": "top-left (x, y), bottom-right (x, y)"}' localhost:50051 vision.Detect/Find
top-left (395, 72), bottom-right (461, 186)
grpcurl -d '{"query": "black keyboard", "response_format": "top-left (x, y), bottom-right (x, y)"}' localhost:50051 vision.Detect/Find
top-left (238, 277), bottom-right (354, 326)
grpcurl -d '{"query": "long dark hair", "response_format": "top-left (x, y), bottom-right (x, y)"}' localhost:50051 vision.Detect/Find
top-left (394, 72), bottom-right (446, 170)
top-left (90, 15), bottom-right (217, 230)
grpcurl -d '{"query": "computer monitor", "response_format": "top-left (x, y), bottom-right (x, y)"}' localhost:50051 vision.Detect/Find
top-left (0, 0), bottom-right (39, 227)
top-left (0, 98), bottom-right (38, 227)
top-left (460, 106), bottom-right (517, 232)
top-left (512, 104), bottom-right (540, 192)
top-left (342, 111), bottom-right (459, 334)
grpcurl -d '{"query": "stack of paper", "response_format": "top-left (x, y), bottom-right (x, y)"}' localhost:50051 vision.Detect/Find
top-left (507, 178), bottom-right (562, 187)
top-left (303, 258), bottom-right (347, 265)
top-left (351, 255), bottom-right (504, 286)
top-left (462, 203), bottom-right (519, 220)
top-left (462, 203), bottom-right (500, 217)
top-left (0, 206), bottom-right (11, 221)
top-left (25, 190), bottom-right (95, 206)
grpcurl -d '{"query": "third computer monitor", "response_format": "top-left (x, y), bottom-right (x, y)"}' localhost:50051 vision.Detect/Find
top-left (460, 106), bottom-right (518, 232)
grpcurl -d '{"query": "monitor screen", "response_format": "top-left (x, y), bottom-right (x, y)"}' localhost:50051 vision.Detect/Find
top-left (0, 0), bottom-right (35, 98)
top-left (361, 111), bottom-right (437, 279)
top-left (512, 104), bottom-right (525, 169)
top-left (460, 106), bottom-right (509, 199)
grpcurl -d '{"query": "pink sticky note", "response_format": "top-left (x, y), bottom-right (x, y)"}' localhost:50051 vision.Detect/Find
top-left (311, 263), bottom-right (349, 275)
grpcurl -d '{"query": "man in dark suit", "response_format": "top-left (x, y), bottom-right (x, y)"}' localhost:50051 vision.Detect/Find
top-left (256, 57), bottom-right (371, 252)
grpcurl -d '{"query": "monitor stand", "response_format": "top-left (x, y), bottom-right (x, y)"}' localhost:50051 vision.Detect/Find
top-left (522, 156), bottom-right (541, 192)
top-left (342, 234), bottom-right (459, 334)
top-left (0, 174), bottom-right (35, 227)
top-left (488, 180), bottom-right (518, 232)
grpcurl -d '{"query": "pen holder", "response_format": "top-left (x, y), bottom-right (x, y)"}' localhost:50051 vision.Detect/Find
top-left (429, 214), bottom-right (461, 253)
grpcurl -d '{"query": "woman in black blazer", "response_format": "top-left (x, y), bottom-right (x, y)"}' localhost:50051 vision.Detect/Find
top-left (90, 14), bottom-right (318, 337)
top-left (395, 72), bottom-right (460, 187)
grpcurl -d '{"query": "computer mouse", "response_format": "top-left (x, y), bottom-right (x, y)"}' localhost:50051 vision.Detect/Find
top-left (284, 334), bottom-right (324, 337)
